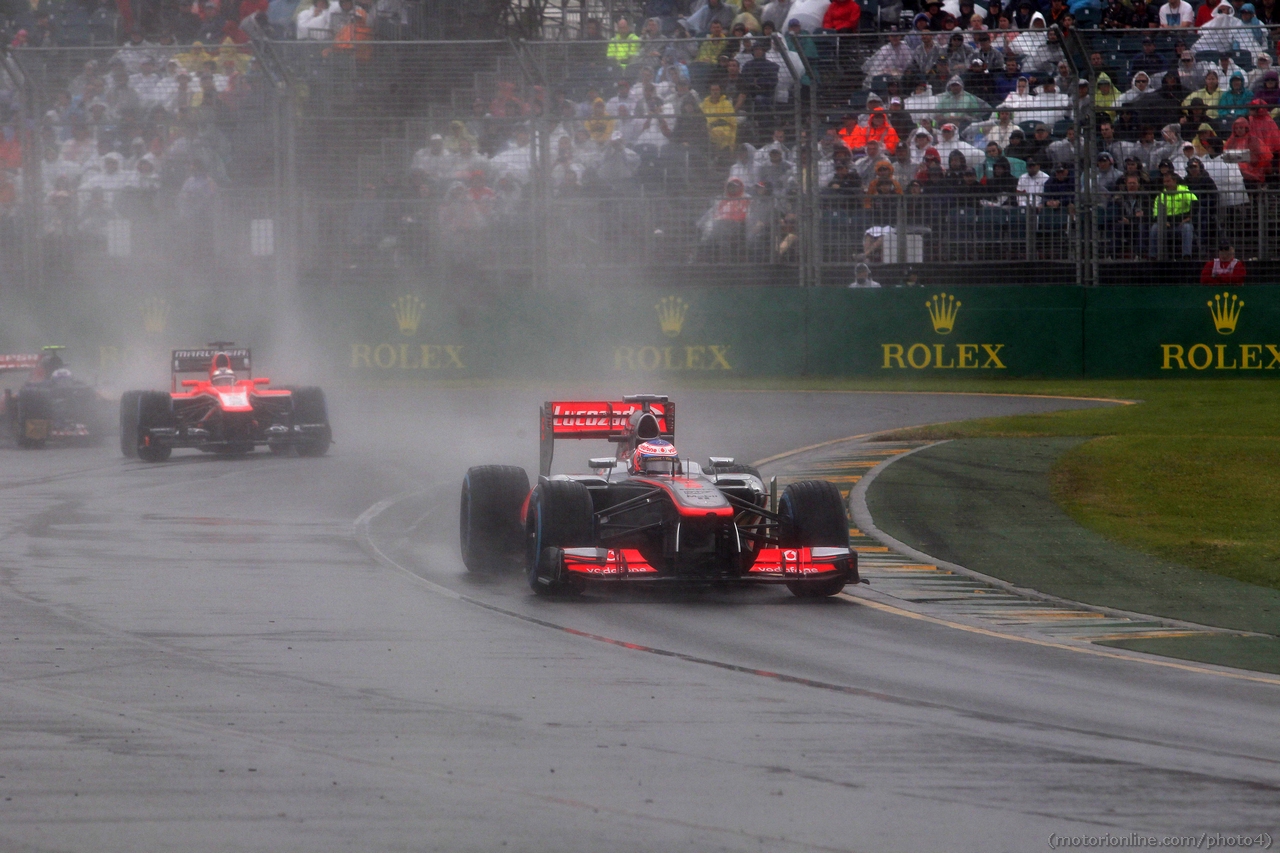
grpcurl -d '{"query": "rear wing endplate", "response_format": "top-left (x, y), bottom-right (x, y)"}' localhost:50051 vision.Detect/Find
top-left (539, 398), bottom-right (673, 477)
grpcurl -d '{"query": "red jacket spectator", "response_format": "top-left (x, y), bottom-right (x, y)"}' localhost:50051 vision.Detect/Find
top-left (1247, 100), bottom-right (1280, 154)
top-left (1200, 252), bottom-right (1247, 284)
top-left (823, 0), bottom-right (862, 32)
top-left (839, 109), bottom-right (900, 153)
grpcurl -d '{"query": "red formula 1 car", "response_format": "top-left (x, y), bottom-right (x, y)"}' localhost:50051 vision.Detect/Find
top-left (459, 394), bottom-right (857, 598)
top-left (119, 343), bottom-right (332, 462)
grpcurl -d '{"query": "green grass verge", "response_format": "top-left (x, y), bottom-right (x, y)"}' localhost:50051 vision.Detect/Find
top-left (872, 379), bottom-right (1280, 596)
top-left (1096, 636), bottom-right (1280, 675)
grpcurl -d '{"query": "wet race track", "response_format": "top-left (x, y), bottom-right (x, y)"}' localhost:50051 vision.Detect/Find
top-left (0, 389), bottom-right (1276, 853)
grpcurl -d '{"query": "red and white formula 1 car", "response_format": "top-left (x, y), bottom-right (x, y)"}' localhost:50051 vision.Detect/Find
top-left (120, 343), bottom-right (332, 462)
top-left (459, 394), bottom-right (857, 598)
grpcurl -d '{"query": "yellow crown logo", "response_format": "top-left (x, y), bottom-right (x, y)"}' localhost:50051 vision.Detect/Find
top-left (657, 296), bottom-right (689, 338)
top-left (926, 292), bottom-right (961, 335)
top-left (393, 294), bottom-right (426, 336)
top-left (1207, 291), bottom-right (1243, 335)
top-left (142, 297), bottom-right (169, 335)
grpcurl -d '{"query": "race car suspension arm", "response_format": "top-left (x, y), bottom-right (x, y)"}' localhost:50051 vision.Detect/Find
top-left (736, 528), bottom-right (781, 545)
top-left (721, 492), bottom-right (783, 522)
top-left (594, 488), bottom-right (664, 526)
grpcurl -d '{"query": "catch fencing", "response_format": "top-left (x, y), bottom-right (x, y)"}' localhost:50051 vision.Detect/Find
top-left (4, 24), bottom-right (1280, 296)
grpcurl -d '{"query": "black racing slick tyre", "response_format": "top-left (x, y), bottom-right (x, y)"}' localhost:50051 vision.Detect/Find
top-left (526, 480), bottom-right (593, 597)
top-left (134, 391), bottom-right (173, 463)
top-left (119, 391), bottom-right (141, 458)
top-left (710, 462), bottom-right (763, 481)
top-left (459, 465), bottom-right (530, 573)
top-left (289, 387), bottom-right (332, 457)
top-left (14, 388), bottom-right (51, 449)
top-left (778, 480), bottom-right (851, 598)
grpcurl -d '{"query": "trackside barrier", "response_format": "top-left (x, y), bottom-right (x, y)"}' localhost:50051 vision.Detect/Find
top-left (2, 286), bottom-right (1277, 382)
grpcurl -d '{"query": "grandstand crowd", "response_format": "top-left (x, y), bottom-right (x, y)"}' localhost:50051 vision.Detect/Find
top-left (2, 0), bottom-right (1279, 276)
top-left (398, 0), bottom-right (1280, 269)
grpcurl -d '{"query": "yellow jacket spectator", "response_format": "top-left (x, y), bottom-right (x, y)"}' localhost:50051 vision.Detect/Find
top-left (701, 84), bottom-right (738, 151)
top-left (696, 21), bottom-right (730, 64)
top-left (1152, 179), bottom-right (1197, 218)
top-left (607, 19), bottom-right (642, 67)
top-left (584, 98), bottom-right (616, 144)
top-left (1184, 70), bottom-right (1223, 118)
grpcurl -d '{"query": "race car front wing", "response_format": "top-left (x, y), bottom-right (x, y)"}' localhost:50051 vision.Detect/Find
top-left (558, 546), bottom-right (858, 584)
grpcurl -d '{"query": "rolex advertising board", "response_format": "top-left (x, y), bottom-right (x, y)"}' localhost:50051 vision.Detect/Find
top-left (326, 284), bottom-right (1280, 381)
top-left (330, 287), bottom-right (809, 380)
top-left (10, 283), bottom-right (1280, 385)
top-left (1085, 286), bottom-right (1280, 377)
top-left (805, 286), bottom-right (1086, 377)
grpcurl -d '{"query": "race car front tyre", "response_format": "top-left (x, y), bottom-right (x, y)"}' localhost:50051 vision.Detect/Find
top-left (529, 547), bottom-right (584, 598)
top-left (134, 391), bottom-right (173, 463)
top-left (778, 480), bottom-right (851, 598)
top-left (14, 389), bottom-right (51, 449)
top-left (710, 462), bottom-right (763, 481)
top-left (459, 465), bottom-right (530, 572)
top-left (289, 387), bottom-right (332, 457)
top-left (526, 480), bottom-right (593, 596)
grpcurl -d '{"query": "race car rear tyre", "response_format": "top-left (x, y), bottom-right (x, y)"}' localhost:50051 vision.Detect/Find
top-left (459, 465), bottom-right (530, 572)
top-left (135, 391), bottom-right (173, 463)
top-left (289, 387), bottom-right (331, 457)
top-left (526, 480), bottom-right (593, 596)
top-left (119, 391), bottom-right (141, 458)
top-left (778, 480), bottom-right (851, 598)
top-left (14, 388), bottom-right (51, 449)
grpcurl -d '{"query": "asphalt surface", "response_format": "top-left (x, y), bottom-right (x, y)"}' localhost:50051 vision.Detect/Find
top-left (0, 388), bottom-right (1276, 853)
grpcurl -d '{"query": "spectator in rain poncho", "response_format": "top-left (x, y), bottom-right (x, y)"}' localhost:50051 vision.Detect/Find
top-left (1247, 54), bottom-right (1274, 91)
top-left (1224, 115), bottom-right (1271, 186)
top-left (1218, 72), bottom-right (1255, 122)
top-left (1254, 70), bottom-right (1280, 108)
top-left (1238, 5), bottom-right (1268, 51)
top-left (1094, 73), bottom-right (1120, 121)
top-left (997, 76), bottom-right (1037, 119)
top-left (1194, 2), bottom-right (1247, 57)
top-left (1118, 71), bottom-right (1152, 109)
top-left (934, 76), bottom-right (990, 128)
top-left (701, 83), bottom-right (738, 155)
top-left (934, 122), bottom-right (985, 169)
top-left (909, 127), bottom-right (936, 163)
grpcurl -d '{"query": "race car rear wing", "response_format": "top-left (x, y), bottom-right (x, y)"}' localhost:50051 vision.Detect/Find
top-left (171, 346), bottom-right (251, 391)
top-left (539, 395), bottom-right (674, 477)
top-left (0, 354), bottom-right (40, 373)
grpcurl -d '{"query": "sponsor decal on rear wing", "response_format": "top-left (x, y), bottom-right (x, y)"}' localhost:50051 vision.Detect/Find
top-left (544, 401), bottom-right (670, 439)
top-left (171, 349), bottom-right (251, 375)
top-left (539, 399), bottom-right (674, 477)
top-left (0, 354), bottom-right (40, 372)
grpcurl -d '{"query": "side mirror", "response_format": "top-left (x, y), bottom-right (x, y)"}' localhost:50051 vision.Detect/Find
top-left (181, 379), bottom-right (200, 387)
top-left (708, 456), bottom-right (735, 468)
top-left (589, 457), bottom-right (618, 469)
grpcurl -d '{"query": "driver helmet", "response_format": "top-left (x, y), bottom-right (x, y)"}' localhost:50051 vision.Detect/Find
top-left (211, 367), bottom-right (237, 386)
top-left (630, 439), bottom-right (680, 476)
top-left (51, 368), bottom-right (72, 379)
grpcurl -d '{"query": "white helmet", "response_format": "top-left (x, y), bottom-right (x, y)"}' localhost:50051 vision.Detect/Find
top-left (211, 367), bottom-right (237, 386)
